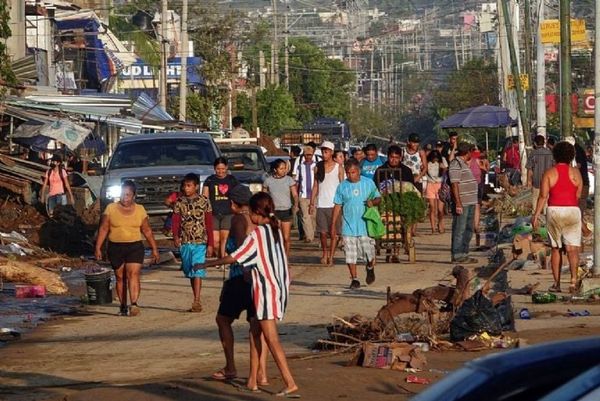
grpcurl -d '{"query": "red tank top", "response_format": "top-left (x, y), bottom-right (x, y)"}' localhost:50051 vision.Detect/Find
top-left (548, 164), bottom-right (578, 206)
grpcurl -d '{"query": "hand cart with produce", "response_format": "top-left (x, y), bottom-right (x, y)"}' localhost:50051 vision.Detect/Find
top-left (375, 169), bottom-right (426, 263)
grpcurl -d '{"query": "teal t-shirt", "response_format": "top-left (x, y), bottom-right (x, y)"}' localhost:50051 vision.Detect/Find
top-left (360, 156), bottom-right (386, 180)
top-left (333, 177), bottom-right (381, 237)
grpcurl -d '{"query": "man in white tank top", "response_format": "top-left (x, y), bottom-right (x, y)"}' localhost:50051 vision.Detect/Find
top-left (310, 141), bottom-right (344, 266)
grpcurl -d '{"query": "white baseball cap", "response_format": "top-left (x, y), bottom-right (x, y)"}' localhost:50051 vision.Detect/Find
top-left (320, 140), bottom-right (335, 151)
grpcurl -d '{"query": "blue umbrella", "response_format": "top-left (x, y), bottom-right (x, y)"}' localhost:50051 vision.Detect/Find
top-left (439, 105), bottom-right (517, 128)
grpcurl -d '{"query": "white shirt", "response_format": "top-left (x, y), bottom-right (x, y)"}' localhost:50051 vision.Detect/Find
top-left (317, 163), bottom-right (341, 208)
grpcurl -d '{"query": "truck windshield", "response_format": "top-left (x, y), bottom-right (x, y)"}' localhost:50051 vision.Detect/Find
top-left (108, 138), bottom-right (216, 169)
top-left (221, 150), bottom-right (264, 171)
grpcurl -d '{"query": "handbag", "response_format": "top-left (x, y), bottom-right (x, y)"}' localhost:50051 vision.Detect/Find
top-left (438, 173), bottom-right (451, 202)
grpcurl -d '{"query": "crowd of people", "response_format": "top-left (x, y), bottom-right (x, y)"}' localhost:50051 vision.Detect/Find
top-left (91, 130), bottom-right (593, 396)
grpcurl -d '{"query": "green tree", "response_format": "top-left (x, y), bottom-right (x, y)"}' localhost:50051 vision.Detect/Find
top-left (256, 85), bottom-right (300, 135)
top-left (185, 3), bottom-right (243, 125)
top-left (0, 0), bottom-right (15, 86)
top-left (433, 57), bottom-right (499, 114)
top-left (235, 92), bottom-right (253, 131)
top-left (288, 38), bottom-right (354, 123)
top-left (348, 103), bottom-right (394, 143)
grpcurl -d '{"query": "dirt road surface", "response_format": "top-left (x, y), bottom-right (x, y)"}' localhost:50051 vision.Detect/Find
top-left (1, 225), bottom-right (599, 401)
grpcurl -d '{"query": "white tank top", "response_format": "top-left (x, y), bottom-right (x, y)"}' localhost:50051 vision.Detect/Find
top-left (317, 163), bottom-right (340, 208)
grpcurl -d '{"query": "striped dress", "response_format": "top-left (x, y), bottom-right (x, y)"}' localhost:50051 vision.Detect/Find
top-left (230, 224), bottom-right (290, 320)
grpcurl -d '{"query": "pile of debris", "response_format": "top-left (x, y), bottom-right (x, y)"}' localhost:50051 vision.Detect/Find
top-left (0, 230), bottom-right (76, 295)
top-left (0, 196), bottom-right (47, 245)
top-left (316, 251), bottom-right (519, 368)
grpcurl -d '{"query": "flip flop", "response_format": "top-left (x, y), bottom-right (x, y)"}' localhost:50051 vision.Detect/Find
top-left (210, 370), bottom-right (237, 381)
top-left (275, 389), bottom-right (301, 398)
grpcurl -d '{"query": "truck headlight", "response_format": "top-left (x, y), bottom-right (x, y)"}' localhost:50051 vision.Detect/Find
top-left (249, 183), bottom-right (263, 193)
top-left (106, 185), bottom-right (122, 200)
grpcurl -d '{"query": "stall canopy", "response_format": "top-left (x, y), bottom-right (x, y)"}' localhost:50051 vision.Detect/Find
top-left (439, 105), bottom-right (517, 128)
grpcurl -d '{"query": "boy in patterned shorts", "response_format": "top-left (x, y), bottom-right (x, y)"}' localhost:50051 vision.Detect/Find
top-left (172, 173), bottom-right (214, 312)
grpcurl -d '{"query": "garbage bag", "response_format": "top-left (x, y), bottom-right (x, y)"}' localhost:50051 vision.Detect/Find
top-left (450, 290), bottom-right (503, 341)
top-left (495, 295), bottom-right (515, 331)
top-left (363, 207), bottom-right (386, 239)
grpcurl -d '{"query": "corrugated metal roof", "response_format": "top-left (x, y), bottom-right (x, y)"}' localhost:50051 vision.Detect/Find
top-left (132, 92), bottom-right (175, 121)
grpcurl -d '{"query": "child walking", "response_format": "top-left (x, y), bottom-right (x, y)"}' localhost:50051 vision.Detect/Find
top-left (199, 192), bottom-right (299, 397)
top-left (172, 173), bottom-right (214, 312)
top-left (212, 185), bottom-right (269, 390)
top-left (332, 159), bottom-right (381, 289)
top-left (264, 159), bottom-right (298, 257)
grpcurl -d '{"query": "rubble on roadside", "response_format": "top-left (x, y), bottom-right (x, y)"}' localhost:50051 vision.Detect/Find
top-left (313, 251), bottom-right (524, 370)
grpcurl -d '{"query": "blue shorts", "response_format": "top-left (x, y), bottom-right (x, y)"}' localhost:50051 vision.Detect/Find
top-left (180, 243), bottom-right (207, 278)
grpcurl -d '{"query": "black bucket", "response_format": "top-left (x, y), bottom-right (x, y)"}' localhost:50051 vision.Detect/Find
top-left (85, 269), bottom-right (113, 305)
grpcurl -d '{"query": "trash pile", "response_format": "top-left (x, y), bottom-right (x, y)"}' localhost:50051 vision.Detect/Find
top-left (0, 198), bottom-right (47, 245)
top-left (0, 230), bottom-right (75, 295)
top-left (316, 251), bottom-right (519, 369)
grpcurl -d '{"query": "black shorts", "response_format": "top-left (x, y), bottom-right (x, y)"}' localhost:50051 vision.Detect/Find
top-left (275, 209), bottom-right (293, 222)
top-left (107, 241), bottom-right (145, 269)
top-left (217, 275), bottom-right (256, 320)
top-left (477, 183), bottom-right (484, 203)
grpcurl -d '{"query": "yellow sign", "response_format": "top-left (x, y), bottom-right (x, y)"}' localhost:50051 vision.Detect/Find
top-left (507, 74), bottom-right (529, 90)
top-left (540, 19), bottom-right (586, 44)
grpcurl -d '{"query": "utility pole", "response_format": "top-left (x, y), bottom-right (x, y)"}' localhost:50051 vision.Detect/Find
top-left (501, 0), bottom-right (531, 146)
top-left (271, 0), bottom-right (279, 86)
top-left (370, 48), bottom-right (374, 109)
top-left (284, 9), bottom-right (289, 90)
top-left (523, 0), bottom-right (534, 129)
top-left (159, 0), bottom-right (168, 110)
top-left (178, 0), bottom-right (188, 122)
top-left (251, 87), bottom-right (258, 136)
top-left (559, 0), bottom-right (572, 138)
top-left (593, 0), bottom-right (600, 276)
top-left (259, 50), bottom-right (266, 89)
top-left (536, 0), bottom-right (546, 136)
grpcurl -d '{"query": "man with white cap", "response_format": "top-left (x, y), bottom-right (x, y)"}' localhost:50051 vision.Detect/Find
top-left (310, 141), bottom-right (344, 265)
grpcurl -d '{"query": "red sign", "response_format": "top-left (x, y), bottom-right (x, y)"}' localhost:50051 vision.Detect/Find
top-left (583, 92), bottom-right (595, 115)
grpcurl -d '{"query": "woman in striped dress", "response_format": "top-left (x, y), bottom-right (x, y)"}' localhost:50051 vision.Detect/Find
top-left (199, 192), bottom-right (299, 397)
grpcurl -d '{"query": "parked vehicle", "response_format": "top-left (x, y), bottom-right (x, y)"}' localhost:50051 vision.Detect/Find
top-left (100, 132), bottom-right (220, 228)
top-left (412, 337), bottom-right (600, 401)
top-left (219, 144), bottom-right (269, 193)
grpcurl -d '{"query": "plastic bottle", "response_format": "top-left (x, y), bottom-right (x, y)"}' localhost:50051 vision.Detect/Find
top-left (532, 292), bottom-right (558, 304)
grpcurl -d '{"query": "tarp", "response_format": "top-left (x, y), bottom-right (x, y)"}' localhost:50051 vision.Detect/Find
top-left (13, 120), bottom-right (93, 151)
top-left (439, 105), bottom-right (517, 129)
top-left (54, 10), bottom-right (136, 87)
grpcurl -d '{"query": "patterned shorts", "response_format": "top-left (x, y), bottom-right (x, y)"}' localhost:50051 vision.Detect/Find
top-left (343, 236), bottom-right (376, 264)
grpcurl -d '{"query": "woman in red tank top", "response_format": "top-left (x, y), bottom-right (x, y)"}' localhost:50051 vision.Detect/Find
top-left (547, 163), bottom-right (578, 207)
top-left (532, 141), bottom-right (583, 294)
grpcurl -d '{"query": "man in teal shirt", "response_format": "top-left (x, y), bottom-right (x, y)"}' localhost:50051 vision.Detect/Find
top-left (332, 159), bottom-right (381, 289)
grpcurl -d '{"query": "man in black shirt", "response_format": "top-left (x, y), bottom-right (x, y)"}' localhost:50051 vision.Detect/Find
top-left (374, 145), bottom-right (414, 189)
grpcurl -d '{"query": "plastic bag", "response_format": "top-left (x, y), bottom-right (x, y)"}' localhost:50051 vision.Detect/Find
top-left (450, 290), bottom-right (503, 342)
top-left (363, 207), bottom-right (386, 239)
